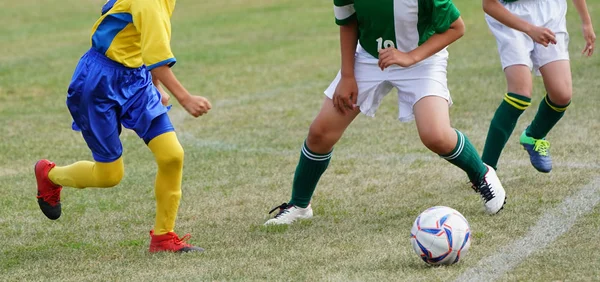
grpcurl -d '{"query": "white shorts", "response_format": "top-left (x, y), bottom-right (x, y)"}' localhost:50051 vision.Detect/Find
top-left (485, 0), bottom-right (570, 74)
top-left (324, 46), bottom-right (452, 122)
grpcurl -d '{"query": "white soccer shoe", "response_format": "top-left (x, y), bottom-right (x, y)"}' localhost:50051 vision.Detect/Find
top-left (472, 165), bottom-right (506, 214)
top-left (264, 203), bottom-right (313, 225)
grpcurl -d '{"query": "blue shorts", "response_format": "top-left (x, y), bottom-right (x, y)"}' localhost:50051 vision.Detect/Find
top-left (66, 48), bottom-right (174, 162)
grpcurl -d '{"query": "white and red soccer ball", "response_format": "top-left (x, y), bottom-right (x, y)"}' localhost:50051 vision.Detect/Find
top-left (410, 206), bottom-right (471, 265)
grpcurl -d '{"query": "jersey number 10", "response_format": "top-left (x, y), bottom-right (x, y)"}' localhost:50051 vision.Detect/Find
top-left (376, 37), bottom-right (396, 51)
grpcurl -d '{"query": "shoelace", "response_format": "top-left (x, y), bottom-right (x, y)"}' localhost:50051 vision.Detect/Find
top-left (268, 203), bottom-right (291, 218)
top-left (472, 180), bottom-right (495, 203)
top-left (533, 139), bottom-right (550, 156)
top-left (171, 233), bottom-right (192, 246)
top-left (37, 187), bottom-right (61, 205)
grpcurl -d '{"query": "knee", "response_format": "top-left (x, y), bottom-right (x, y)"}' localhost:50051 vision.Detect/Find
top-left (95, 161), bottom-right (124, 188)
top-left (547, 91), bottom-right (572, 106)
top-left (307, 123), bottom-right (337, 153)
top-left (419, 129), bottom-right (455, 155)
top-left (155, 144), bottom-right (184, 169)
top-left (546, 77), bottom-right (573, 106)
top-left (101, 170), bottom-right (123, 187)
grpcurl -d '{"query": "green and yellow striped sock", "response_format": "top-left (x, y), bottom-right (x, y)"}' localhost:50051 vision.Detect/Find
top-left (482, 93), bottom-right (531, 170)
top-left (526, 95), bottom-right (570, 139)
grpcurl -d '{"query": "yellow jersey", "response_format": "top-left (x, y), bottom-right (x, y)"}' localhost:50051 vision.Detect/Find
top-left (90, 0), bottom-right (176, 70)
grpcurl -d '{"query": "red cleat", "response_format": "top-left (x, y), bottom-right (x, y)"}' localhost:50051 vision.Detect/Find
top-left (149, 230), bottom-right (204, 253)
top-left (35, 160), bottom-right (62, 220)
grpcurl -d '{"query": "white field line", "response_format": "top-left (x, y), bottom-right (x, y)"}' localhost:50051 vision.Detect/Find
top-left (178, 129), bottom-right (600, 169)
top-left (2, 140), bottom-right (596, 180)
top-left (455, 177), bottom-right (600, 282)
top-left (212, 81), bottom-right (323, 108)
top-left (175, 84), bottom-right (597, 281)
top-left (169, 82), bottom-right (600, 170)
top-left (0, 167), bottom-right (25, 178)
top-left (171, 126), bottom-right (600, 170)
top-left (168, 80), bottom-right (325, 124)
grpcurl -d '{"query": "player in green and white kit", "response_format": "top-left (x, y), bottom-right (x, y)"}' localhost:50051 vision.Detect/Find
top-left (481, 0), bottom-right (595, 173)
top-left (265, 0), bottom-right (507, 225)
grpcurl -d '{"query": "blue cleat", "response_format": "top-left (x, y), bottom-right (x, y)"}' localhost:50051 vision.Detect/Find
top-left (519, 130), bottom-right (552, 173)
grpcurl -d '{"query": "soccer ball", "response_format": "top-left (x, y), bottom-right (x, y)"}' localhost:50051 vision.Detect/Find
top-left (410, 206), bottom-right (471, 265)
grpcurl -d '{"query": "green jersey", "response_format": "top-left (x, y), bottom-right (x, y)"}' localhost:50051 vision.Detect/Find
top-left (333, 0), bottom-right (460, 58)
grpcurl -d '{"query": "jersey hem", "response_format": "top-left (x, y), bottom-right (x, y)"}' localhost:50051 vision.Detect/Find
top-left (147, 58), bottom-right (177, 70)
top-left (335, 14), bottom-right (357, 26)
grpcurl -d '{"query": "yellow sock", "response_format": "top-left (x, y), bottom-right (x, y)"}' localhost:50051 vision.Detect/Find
top-left (148, 132), bottom-right (184, 235)
top-left (48, 158), bottom-right (124, 188)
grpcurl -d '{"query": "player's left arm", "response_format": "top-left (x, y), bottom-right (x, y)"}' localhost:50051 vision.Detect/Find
top-left (572, 0), bottom-right (596, 56)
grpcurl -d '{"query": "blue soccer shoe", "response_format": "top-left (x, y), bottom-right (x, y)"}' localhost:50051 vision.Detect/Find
top-left (519, 130), bottom-right (552, 173)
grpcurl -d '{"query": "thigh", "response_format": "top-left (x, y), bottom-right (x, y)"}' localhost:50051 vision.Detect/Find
top-left (312, 97), bottom-right (360, 132)
top-left (307, 97), bottom-right (360, 153)
top-left (539, 60), bottom-right (572, 104)
top-left (414, 96), bottom-right (451, 131)
top-left (504, 65), bottom-right (533, 97)
top-left (413, 96), bottom-right (456, 152)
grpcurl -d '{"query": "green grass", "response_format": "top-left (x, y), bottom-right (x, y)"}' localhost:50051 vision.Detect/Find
top-left (1, 0), bottom-right (600, 281)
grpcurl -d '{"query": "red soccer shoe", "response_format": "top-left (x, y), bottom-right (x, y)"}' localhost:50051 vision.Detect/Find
top-left (35, 159), bottom-right (62, 220)
top-left (149, 230), bottom-right (205, 253)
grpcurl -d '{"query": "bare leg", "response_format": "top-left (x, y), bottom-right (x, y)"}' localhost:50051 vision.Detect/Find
top-left (306, 97), bottom-right (361, 153)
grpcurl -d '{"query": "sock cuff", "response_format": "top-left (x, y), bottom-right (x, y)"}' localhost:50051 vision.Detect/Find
top-left (440, 130), bottom-right (465, 160)
top-left (301, 141), bottom-right (332, 161)
top-left (544, 95), bottom-right (570, 112)
top-left (504, 93), bottom-right (531, 110)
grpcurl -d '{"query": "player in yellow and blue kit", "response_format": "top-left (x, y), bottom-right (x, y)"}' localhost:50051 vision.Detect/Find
top-left (34, 0), bottom-right (211, 253)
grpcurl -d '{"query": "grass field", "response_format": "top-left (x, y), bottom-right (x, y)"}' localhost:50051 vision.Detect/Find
top-left (1, 0), bottom-right (600, 281)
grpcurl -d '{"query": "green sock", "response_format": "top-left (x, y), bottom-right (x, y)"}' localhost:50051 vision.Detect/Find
top-left (289, 141), bottom-right (332, 208)
top-left (482, 93), bottom-right (531, 169)
top-left (526, 95), bottom-right (570, 139)
top-left (441, 130), bottom-right (489, 183)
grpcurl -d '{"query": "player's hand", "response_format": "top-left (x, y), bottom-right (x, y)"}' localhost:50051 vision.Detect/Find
top-left (181, 95), bottom-right (212, 117)
top-left (378, 48), bottom-right (417, 70)
top-left (332, 75), bottom-right (358, 115)
top-left (526, 25), bottom-right (557, 47)
top-left (581, 23), bottom-right (596, 56)
top-left (160, 91), bottom-right (171, 106)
